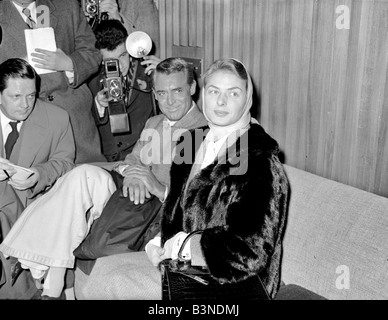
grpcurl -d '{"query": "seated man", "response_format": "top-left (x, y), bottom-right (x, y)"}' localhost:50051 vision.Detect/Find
top-left (0, 0), bottom-right (105, 164)
top-left (92, 19), bottom-right (156, 161)
top-left (0, 57), bottom-right (207, 299)
top-left (0, 58), bottom-right (75, 299)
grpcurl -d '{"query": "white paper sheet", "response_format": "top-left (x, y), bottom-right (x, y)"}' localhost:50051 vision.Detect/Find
top-left (24, 27), bottom-right (57, 75)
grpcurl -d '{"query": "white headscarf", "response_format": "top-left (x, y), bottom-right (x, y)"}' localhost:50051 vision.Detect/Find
top-left (195, 58), bottom-right (256, 169)
top-left (201, 58), bottom-right (254, 142)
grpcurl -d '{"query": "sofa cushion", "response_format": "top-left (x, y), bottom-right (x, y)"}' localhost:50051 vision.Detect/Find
top-left (74, 251), bottom-right (161, 300)
top-left (281, 165), bottom-right (388, 300)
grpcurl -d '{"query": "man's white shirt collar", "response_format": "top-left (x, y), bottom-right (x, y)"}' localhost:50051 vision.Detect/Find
top-left (12, 1), bottom-right (37, 23)
top-left (0, 110), bottom-right (23, 149)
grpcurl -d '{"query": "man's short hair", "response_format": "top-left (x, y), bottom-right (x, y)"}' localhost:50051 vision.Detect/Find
top-left (153, 57), bottom-right (195, 87)
top-left (94, 19), bottom-right (128, 51)
top-left (0, 58), bottom-right (38, 93)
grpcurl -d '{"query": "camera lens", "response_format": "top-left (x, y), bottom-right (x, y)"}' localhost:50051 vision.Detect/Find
top-left (110, 88), bottom-right (121, 98)
top-left (86, 4), bottom-right (98, 14)
top-left (109, 79), bottom-right (121, 98)
top-left (110, 79), bottom-right (120, 88)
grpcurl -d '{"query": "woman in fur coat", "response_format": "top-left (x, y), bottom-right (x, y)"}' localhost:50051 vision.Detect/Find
top-left (146, 58), bottom-right (290, 299)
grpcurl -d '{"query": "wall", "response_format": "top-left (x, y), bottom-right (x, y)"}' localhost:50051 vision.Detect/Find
top-left (157, 0), bottom-right (388, 198)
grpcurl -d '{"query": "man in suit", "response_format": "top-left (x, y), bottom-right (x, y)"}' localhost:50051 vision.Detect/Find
top-left (92, 19), bottom-right (155, 162)
top-left (81, 0), bottom-right (160, 56)
top-left (73, 58), bottom-right (208, 298)
top-left (0, 58), bottom-right (75, 299)
top-left (0, 0), bottom-right (105, 164)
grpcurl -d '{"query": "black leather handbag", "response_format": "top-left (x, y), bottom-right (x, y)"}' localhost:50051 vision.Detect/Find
top-left (159, 230), bottom-right (271, 300)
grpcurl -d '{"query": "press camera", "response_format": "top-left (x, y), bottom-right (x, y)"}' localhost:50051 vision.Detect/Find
top-left (101, 59), bottom-right (131, 134)
top-left (82, 0), bottom-right (108, 27)
top-left (82, 0), bottom-right (99, 18)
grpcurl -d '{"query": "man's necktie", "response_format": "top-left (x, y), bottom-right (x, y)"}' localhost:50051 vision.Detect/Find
top-left (5, 121), bottom-right (20, 160)
top-left (22, 7), bottom-right (37, 29)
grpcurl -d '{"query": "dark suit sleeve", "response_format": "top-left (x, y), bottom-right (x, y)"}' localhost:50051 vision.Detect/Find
top-left (67, 0), bottom-right (102, 88)
top-left (30, 113), bottom-right (75, 197)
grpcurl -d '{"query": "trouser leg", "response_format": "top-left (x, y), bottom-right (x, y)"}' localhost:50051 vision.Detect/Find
top-left (0, 165), bottom-right (117, 270)
top-left (0, 181), bottom-right (38, 299)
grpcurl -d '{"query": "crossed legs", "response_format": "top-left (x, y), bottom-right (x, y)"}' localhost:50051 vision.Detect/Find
top-left (0, 165), bottom-right (117, 298)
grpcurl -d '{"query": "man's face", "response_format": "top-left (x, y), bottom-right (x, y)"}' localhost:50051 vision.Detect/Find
top-left (100, 43), bottom-right (130, 77)
top-left (11, 0), bottom-right (35, 7)
top-left (0, 77), bottom-right (36, 121)
top-left (153, 71), bottom-right (195, 122)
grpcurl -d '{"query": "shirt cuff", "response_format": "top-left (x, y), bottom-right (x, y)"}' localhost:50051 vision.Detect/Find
top-left (171, 232), bottom-right (190, 260)
top-left (116, 164), bottom-right (129, 175)
top-left (159, 185), bottom-right (168, 203)
top-left (95, 96), bottom-right (106, 118)
top-left (65, 70), bottom-right (74, 84)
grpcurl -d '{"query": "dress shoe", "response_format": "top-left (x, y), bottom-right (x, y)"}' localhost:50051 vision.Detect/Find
top-left (10, 258), bottom-right (23, 286)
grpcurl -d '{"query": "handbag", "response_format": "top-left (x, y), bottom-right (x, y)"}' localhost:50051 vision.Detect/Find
top-left (159, 230), bottom-right (271, 300)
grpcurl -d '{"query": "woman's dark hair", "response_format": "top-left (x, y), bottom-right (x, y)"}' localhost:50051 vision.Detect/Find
top-left (152, 57), bottom-right (195, 87)
top-left (0, 58), bottom-right (39, 93)
top-left (202, 58), bottom-right (248, 90)
top-left (94, 19), bottom-right (128, 51)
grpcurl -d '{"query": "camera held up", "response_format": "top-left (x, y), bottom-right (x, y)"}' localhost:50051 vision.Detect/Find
top-left (101, 58), bottom-right (131, 134)
top-left (82, 0), bottom-right (108, 29)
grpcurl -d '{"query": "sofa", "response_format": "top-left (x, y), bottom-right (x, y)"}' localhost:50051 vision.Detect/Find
top-left (72, 164), bottom-right (388, 300)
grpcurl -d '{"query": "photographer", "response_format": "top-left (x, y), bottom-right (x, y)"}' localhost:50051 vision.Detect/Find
top-left (81, 0), bottom-right (160, 55)
top-left (0, 0), bottom-right (105, 164)
top-left (93, 19), bottom-right (155, 161)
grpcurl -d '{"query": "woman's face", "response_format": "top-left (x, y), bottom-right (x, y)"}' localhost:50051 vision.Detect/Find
top-left (204, 70), bottom-right (247, 127)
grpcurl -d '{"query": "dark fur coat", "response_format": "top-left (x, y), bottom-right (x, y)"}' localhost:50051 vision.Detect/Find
top-left (161, 123), bottom-right (289, 299)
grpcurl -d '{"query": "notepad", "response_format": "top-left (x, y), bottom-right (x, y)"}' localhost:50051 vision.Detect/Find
top-left (24, 27), bottom-right (57, 74)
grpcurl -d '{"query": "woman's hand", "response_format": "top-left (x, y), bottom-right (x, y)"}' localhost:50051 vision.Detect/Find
top-left (160, 232), bottom-right (188, 260)
top-left (146, 243), bottom-right (165, 266)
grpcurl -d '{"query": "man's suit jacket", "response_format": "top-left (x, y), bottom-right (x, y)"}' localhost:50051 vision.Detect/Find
top-left (0, 98), bottom-right (75, 208)
top-left (0, 99), bottom-right (74, 299)
top-left (124, 103), bottom-right (207, 188)
top-left (0, 0), bottom-right (105, 163)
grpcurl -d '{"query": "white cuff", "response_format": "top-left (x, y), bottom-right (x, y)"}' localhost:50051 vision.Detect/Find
top-left (145, 236), bottom-right (161, 254)
top-left (114, 164), bottom-right (129, 175)
top-left (65, 70), bottom-right (74, 84)
top-left (95, 96), bottom-right (106, 118)
top-left (159, 185), bottom-right (169, 203)
top-left (171, 232), bottom-right (191, 260)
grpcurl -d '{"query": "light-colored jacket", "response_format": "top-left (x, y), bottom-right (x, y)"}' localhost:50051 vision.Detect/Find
top-left (0, 0), bottom-right (104, 163)
top-left (0, 99), bottom-right (75, 207)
